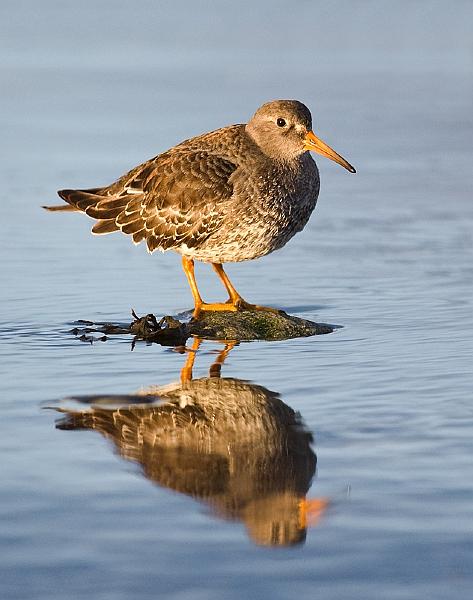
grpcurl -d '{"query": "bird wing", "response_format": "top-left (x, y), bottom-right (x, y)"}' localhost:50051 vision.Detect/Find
top-left (57, 150), bottom-right (238, 253)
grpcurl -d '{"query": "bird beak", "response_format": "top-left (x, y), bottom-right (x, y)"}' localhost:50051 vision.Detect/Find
top-left (298, 497), bottom-right (330, 529)
top-left (304, 131), bottom-right (356, 173)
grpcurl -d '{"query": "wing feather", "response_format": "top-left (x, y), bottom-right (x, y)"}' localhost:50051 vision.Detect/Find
top-left (92, 219), bottom-right (120, 235)
top-left (132, 229), bottom-right (147, 244)
top-left (55, 146), bottom-right (238, 252)
top-left (121, 219), bottom-right (146, 235)
top-left (116, 210), bottom-right (141, 226)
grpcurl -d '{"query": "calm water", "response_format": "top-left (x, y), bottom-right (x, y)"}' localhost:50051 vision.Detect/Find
top-left (1, 1), bottom-right (473, 599)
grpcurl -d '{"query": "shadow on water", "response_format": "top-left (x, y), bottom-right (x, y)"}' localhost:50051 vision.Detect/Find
top-left (50, 338), bottom-right (329, 547)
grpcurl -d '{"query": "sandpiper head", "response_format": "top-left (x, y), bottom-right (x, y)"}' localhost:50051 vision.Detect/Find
top-left (246, 100), bottom-right (355, 172)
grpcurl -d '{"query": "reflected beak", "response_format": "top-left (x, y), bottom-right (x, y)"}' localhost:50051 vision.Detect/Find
top-left (304, 131), bottom-right (356, 173)
top-left (298, 497), bottom-right (330, 529)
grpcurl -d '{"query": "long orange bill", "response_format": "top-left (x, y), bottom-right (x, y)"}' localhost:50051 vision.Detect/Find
top-left (298, 497), bottom-right (331, 529)
top-left (304, 131), bottom-right (356, 173)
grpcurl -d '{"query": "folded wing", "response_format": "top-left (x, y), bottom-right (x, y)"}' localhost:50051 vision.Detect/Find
top-left (57, 150), bottom-right (238, 253)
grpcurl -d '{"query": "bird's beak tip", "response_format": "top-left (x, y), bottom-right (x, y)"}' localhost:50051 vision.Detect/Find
top-left (305, 131), bottom-right (356, 174)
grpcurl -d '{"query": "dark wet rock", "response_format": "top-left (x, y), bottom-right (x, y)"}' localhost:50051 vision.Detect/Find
top-left (129, 311), bottom-right (188, 346)
top-left (187, 309), bottom-right (333, 341)
top-left (70, 308), bottom-right (334, 346)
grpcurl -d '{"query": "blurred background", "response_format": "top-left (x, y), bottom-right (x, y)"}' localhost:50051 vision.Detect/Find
top-left (1, 0), bottom-right (472, 316)
top-left (1, 2), bottom-right (472, 600)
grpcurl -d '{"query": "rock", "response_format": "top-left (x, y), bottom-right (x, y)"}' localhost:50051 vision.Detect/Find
top-left (187, 309), bottom-right (333, 341)
top-left (129, 311), bottom-right (188, 346)
top-left (70, 308), bottom-right (334, 346)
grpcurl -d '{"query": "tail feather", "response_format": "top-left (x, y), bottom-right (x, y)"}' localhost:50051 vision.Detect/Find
top-left (45, 186), bottom-right (142, 239)
top-left (42, 204), bottom-right (79, 212)
top-left (57, 187), bottom-right (107, 212)
top-left (48, 187), bottom-right (127, 235)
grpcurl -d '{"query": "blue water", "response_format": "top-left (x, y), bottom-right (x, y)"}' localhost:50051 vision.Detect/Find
top-left (1, 1), bottom-right (473, 599)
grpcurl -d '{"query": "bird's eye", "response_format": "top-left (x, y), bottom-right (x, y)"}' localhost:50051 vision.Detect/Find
top-left (276, 118), bottom-right (286, 127)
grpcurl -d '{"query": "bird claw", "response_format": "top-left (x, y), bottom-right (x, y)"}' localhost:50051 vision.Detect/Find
top-left (233, 298), bottom-right (280, 313)
top-left (192, 298), bottom-right (280, 319)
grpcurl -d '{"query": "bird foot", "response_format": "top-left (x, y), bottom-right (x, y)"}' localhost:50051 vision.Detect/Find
top-left (193, 302), bottom-right (238, 319)
top-left (232, 298), bottom-right (281, 314)
top-left (193, 299), bottom-right (280, 319)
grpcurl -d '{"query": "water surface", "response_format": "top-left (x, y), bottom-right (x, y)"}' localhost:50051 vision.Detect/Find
top-left (1, 1), bottom-right (473, 599)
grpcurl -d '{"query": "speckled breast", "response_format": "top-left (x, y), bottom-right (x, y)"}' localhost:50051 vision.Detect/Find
top-left (181, 157), bottom-right (320, 263)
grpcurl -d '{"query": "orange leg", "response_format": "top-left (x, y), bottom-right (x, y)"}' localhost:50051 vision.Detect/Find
top-left (209, 340), bottom-right (238, 378)
top-left (181, 256), bottom-right (280, 318)
top-left (211, 263), bottom-right (280, 314)
top-left (180, 337), bottom-right (202, 384)
top-left (182, 256), bottom-right (239, 318)
top-left (180, 337), bottom-right (237, 382)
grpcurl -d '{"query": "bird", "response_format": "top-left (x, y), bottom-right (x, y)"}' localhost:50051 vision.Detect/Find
top-left (54, 339), bottom-right (328, 546)
top-left (44, 100), bottom-right (355, 318)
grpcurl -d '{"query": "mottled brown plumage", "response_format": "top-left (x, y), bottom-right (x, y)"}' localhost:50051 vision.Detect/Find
top-left (55, 375), bottom-right (316, 546)
top-left (46, 100), bottom-right (355, 315)
top-left (52, 339), bottom-right (332, 545)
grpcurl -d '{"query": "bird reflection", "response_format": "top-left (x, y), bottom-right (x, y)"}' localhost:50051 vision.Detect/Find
top-left (54, 339), bottom-right (328, 546)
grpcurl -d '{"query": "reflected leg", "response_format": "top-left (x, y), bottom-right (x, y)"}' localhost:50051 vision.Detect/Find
top-left (209, 340), bottom-right (238, 378)
top-left (180, 337), bottom-right (202, 384)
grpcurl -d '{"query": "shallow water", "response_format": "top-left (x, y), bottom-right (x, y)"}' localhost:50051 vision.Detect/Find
top-left (1, 1), bottom-right (473, 599)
